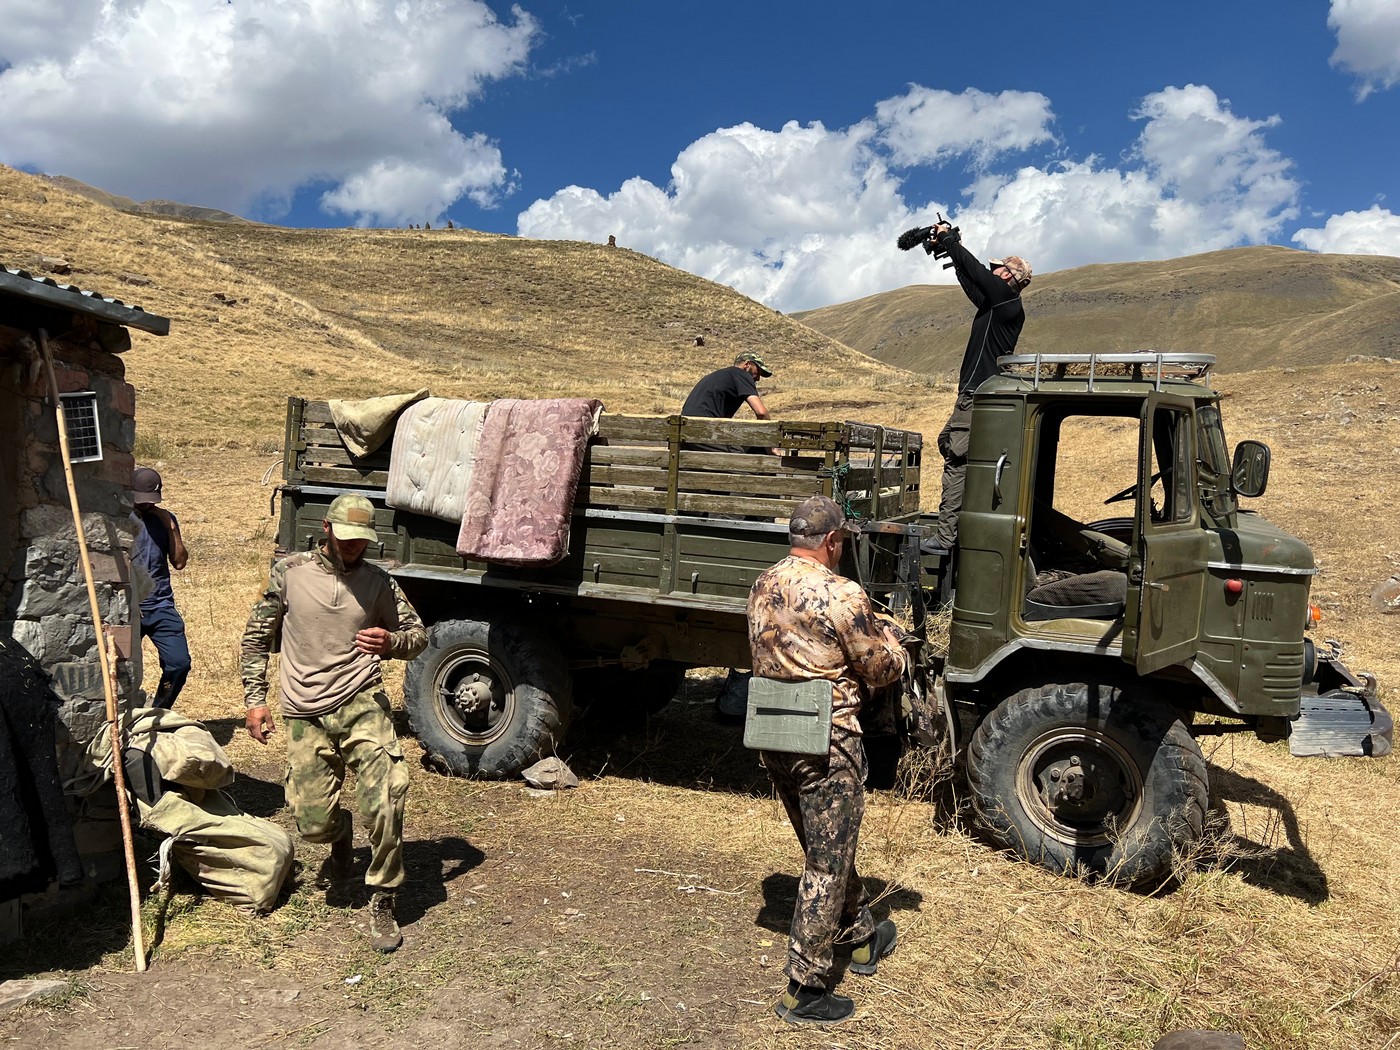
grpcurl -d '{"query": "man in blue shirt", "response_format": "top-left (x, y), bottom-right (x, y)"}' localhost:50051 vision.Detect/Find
top-left (132, 467), bottom-right (191, 708)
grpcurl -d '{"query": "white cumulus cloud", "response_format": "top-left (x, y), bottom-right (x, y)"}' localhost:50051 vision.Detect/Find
top-left (1329, 0), bottom-right (1400, 99)
top-left (519, 119), bottom-right (923, 311)
top-left (1293, 205), bottom-right (1400, 254)
top-left (875, 86), bottom-right (1056, 167)
top-left (0, 0), bottom-right (537, 225)
top-left (519, 83), bottom-right (1300, 312)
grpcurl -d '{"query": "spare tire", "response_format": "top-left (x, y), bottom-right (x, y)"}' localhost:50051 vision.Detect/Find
top-left (405, 616), bottom-right (572, 779)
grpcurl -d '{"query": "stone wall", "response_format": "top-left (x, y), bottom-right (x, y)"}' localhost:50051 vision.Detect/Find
top-left (1, 323), bottom-right (141, 784)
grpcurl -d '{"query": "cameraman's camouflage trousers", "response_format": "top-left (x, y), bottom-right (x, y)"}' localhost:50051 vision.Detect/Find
top-left (284, 687), bottom-right (409, 890)
top-left (934, 390), bottom-right (976, 549)
top-left (762, 731), bottom-right (875, 990)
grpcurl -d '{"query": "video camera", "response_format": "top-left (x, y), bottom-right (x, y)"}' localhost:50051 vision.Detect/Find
top-left (896, 213), bottom-right (960, 270)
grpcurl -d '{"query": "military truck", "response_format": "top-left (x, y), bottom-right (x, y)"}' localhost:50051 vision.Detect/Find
top-left (276, 401), bottom-right (928, 771)
top-left (274, 351), bottom-right (1389, 887)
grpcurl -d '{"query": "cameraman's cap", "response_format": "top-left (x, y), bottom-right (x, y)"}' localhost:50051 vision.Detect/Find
top-left (132, 467), bottom-right (163, 505)
top-left (789, 495), bottom-right (859, 538)
top-left (326, 494), bottom-right (378, 542)
top-left (990, 255), bottom-right (1033, 286)
top-left (734, 352), bottom-right (773, 378)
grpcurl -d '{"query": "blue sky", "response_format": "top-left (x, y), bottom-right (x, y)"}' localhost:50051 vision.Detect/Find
top-left (2, 1), bottom-right (1398, 312)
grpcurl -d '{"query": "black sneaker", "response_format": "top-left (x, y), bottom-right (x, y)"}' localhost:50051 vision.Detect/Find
top-left (773, 981), bottom-right (854, 1026)
top-left (848, 919), bottom-right (897, 976)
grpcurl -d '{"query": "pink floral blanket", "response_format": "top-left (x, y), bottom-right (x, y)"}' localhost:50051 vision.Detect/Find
top-left (456, 398), bottom-right (604, 566)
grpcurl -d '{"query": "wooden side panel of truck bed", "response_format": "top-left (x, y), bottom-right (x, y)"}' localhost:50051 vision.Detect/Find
top-left (277, 398), bottom-right (924, 612)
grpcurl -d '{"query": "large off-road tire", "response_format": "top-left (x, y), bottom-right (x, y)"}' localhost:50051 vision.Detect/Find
top-left (965, 681), bottom-right (1207, 888)
top-left (405, 617), bottom-right (572, 779)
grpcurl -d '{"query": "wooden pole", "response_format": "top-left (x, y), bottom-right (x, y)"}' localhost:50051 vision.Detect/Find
top-left (37, 328), bottom-right (148, 973)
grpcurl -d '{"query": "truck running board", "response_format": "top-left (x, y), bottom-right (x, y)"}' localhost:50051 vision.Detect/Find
top-left (1290, 690), bottom-right (1394, 758)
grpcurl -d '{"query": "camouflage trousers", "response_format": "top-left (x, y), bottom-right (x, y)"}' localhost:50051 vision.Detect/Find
top-left (762, 729), bottom-right (875, 989)
top-left (284, 687), bottom-right (409, 890)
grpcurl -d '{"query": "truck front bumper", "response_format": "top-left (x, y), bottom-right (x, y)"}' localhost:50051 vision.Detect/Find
top-left (1290, 651), bottom-right (1393, 758)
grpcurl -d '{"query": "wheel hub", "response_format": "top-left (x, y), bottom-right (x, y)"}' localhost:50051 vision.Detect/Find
top-left (451, 675), bottom-right (495, 718)
top-left (1017, 730), bottom-right (1144, 848)
top-left (1045, 755), bottom-right (1097, 807)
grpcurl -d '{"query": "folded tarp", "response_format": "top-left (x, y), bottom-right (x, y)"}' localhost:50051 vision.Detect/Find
top-left (385, 397), bottom-right (489, 523)
top-left (456, 398), bottom-right (604, 566)
top-left (329, 389), bottom-right (429, 458)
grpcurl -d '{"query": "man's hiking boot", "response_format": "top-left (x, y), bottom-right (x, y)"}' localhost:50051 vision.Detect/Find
top-left (773, 981), bottom-right (854, 1026)
top-left (848, 919), bottom-right (897, 976)
top-left (315, 816), bottom-right (353, 890)
top-left (368, 890), bottom-right (403, 953)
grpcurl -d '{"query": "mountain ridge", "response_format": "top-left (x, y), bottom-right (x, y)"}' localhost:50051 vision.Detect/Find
top-left (794, 245), bottom-right (1400, 376)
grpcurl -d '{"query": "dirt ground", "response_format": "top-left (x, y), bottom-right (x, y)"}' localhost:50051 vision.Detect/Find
top-left (0, 680), bottom-right (904, 1050)
top-left (6, 677), bottom-right (1400, 1050)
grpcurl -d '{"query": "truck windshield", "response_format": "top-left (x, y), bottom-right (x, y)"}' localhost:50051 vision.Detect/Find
top-left (1197, 404), bottom-right (1235, 522)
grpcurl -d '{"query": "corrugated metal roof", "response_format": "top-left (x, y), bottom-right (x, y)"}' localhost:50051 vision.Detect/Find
top-left (0, 265), bottom-right (171, 336)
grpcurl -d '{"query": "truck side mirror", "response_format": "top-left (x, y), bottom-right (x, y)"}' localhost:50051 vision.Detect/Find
top-left (1231, 440), bottom-right (1271, 498)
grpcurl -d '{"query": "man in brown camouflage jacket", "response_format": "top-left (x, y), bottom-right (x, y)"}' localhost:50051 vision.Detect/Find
top-left (748, 494), bottom-right (908, 1026)
top-left (241, 494), bottom-right (426, 952)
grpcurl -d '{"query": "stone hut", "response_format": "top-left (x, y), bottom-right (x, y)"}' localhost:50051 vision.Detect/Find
top-left (0, 266), bottom-right (169, 914)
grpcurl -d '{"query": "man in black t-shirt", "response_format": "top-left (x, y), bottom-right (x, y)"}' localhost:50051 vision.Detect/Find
top-left (680, 352), bottom-right (774, 454)
top-left (926, 226), bottom-right (1031, 549)
top-left (682, 352), bottom-right (778, 719)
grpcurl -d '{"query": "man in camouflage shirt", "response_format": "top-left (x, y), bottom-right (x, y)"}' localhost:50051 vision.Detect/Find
top-left (748, 495), bottom-right (908, 1025)
top-left (241, 494), bottom-right (426, 952)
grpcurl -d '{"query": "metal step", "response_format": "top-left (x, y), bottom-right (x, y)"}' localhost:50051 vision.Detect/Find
top-left (1289, 689), bottom-right (1394, 757)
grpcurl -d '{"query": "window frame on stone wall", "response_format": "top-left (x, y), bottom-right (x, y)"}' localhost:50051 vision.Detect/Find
top-left (58, 390), bottom-right (103, 463)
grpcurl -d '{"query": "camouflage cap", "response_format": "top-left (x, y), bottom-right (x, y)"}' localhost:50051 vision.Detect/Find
top-left (326, 494), bottom-right (378, 542)
top-left (734, 351), bottom-right (773, 378)
top-left (132, 466), bottom-right (163, 505)
top-left (989, 255), bottom-right (1033, 287)
top-left (789, 495), bottom-right (858, 538)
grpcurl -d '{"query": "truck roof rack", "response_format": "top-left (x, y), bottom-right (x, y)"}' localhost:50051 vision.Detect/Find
top-left (1000, 352), bottom-right (1215, 391)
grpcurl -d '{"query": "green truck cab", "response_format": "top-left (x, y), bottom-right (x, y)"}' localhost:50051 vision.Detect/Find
top-left (936, 352), bottom-right (1389, 886)
top-left (274, 352), bottom-right (1388, 888)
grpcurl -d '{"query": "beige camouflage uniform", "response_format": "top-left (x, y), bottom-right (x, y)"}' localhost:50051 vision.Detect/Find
top-left (241, 549), bottom-right (426, 890)
top-left (748, 554), bottom-right (907, 990)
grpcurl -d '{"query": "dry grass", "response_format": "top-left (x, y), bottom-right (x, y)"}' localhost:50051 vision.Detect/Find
top-left (3, 164), bottom-right (1400, 1048)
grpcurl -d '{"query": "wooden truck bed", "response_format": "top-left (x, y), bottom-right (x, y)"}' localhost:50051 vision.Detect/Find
top-left (277, 398), bottom-right (925, 614)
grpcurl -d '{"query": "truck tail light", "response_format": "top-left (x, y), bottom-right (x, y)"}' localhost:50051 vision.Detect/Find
top-left (1224, 578), bottom-right (1244, 595)
top-left (1307, 604), bottom-right (1323, 626)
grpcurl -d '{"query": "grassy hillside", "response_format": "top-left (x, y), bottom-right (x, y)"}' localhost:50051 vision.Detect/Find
top-left (796, 246), bottom-right (1400, 377)
top-left (4, 164), bottom-right (933, 450)
top-left (40, 174), bottom-right (256, 224)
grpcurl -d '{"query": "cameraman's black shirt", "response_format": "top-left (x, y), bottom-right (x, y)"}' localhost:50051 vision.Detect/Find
top-left (682, 366), bottom-right (759, 419)
top-left (945, 241), bottom-right (1025, 393)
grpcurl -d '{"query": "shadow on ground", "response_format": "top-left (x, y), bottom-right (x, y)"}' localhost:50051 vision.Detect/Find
top-left (1206, 763), bottom-right (1329, 905)
top-left (564, 674), bottom-right (770, 796)
top-left (757, 873), bottom-right (926, 943)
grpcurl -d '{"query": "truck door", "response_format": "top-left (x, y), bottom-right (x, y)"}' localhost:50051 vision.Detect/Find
top-left (1123, 393), bottom-right (1207, 674)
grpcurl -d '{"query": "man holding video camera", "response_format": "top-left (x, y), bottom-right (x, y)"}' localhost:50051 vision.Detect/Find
top-left (914, 222), bottom-right (1031, 550)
